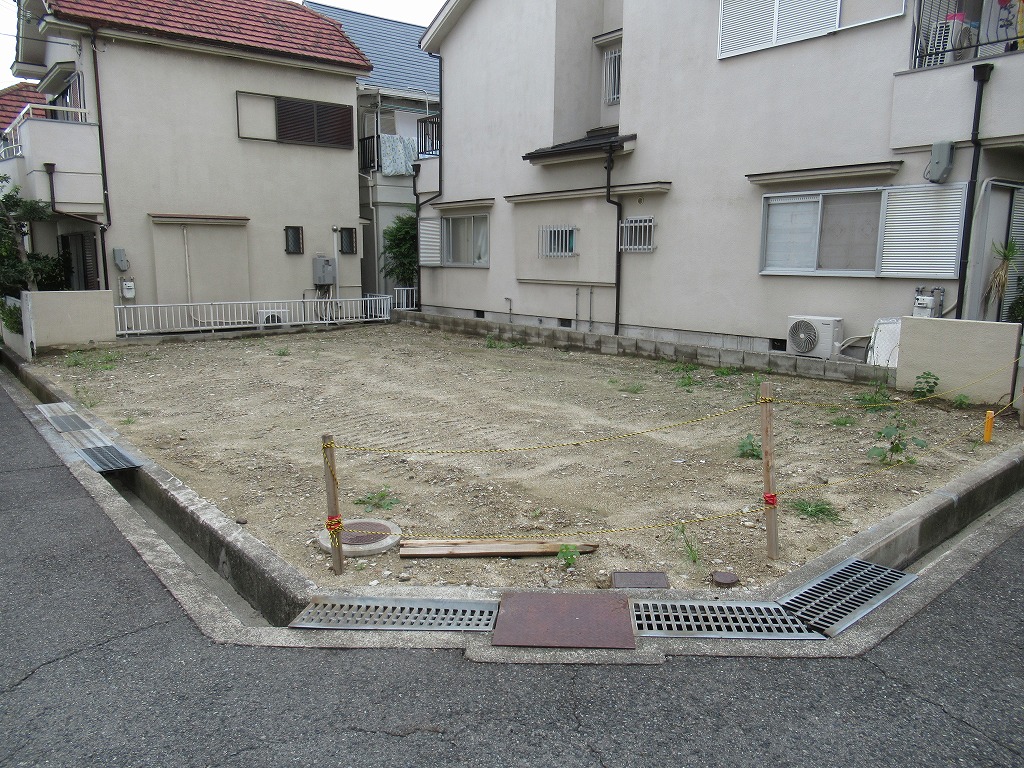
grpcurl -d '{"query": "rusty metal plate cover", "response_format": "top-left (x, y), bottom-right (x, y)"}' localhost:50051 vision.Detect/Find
top-left (611, 571), bottom-right (670, 589)
top-left (340, 521), bottom-right (391, 546)
top-left (492, 593), bottom-right (635, 649)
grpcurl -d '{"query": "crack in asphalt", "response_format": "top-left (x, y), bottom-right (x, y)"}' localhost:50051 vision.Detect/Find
top-left (860, 656), bottom-right (1024, 761)
top-left (2, 619), bottom-right (176, 695)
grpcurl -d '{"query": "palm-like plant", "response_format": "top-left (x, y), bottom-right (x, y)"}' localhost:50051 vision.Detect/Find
top-left (983, 239), bottom-right (1021, 314)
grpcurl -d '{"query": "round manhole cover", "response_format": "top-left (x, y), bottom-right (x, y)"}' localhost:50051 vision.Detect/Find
top-left (340, 522), bottom-right (392, 546)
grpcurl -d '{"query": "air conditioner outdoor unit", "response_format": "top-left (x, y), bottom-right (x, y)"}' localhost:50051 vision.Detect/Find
top-left (257, 308), bottom-right (291, 327)
top-left (922, 20), bottom-right (978, 67)
top-left (786, 316), bottom-right (843, 359)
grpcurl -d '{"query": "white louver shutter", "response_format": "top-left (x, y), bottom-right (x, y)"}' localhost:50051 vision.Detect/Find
top-left (879, 185), bottom-right (966, 278)
top-left (719, 0), bottom-right (775, 57)
top-left (776, 0), bottom-right (840, 43)
top-left (418, 217), bottom-right (441, 266)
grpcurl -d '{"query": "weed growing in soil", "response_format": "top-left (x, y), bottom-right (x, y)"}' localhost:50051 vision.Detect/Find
top-left (275, 347), bottom-right (291, 356)
top-left (831, 415), bottom-right (856, 427)
top-left (557, 543), bottom-right (579, 568)
top-left (671, 362), bottom-right (699, 373)
top-left (354, 487), bottom-right (401, 514)
top-left (619, 382), bottom-right (644, 394)
top-left (912, 371), bottom-right (939, 400)
top-left (952, 394), bottom-right (971, 410)
top-left (485, 334), bottom-right (526, 350)
top-left (714, 366), bottom-right (740, 377)
top-left (867, 417), bottom-right (927, 464)
top-left (673, 522), bottom-right (701, 564)
top-left (856, 381), bottom-right (893, 413)
top-left (788, 498), bottom-right (841, 523)
top-left (66, 350), bottom-right (118, 371)
top-left (737, 433), bottom-right (762, 459)
top-left (73, 384), bottom-right (100, 409)
top-left (676, 373), bottom-right (698, 389)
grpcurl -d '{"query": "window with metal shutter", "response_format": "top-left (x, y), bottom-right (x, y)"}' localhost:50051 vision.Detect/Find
top-left (315, 103), bottom-right (353, 148)
top-left (999, 189), bottom-right (1024, 318)
top-left (879, 185), bottom-right (966, 278)
top-left (418, 217), bottom-right (441, 266)
top-left (719, 0), bottom-right (840, 58)
top-left (276, 98), bottom-right (316, 143)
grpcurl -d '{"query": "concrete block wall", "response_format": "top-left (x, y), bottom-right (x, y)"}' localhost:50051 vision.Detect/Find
top-left (393, 310), bottom-right (896, 386)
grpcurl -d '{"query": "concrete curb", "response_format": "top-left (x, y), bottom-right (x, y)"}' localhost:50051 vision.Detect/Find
top-left (4, 344), bottom-right (1024, 661)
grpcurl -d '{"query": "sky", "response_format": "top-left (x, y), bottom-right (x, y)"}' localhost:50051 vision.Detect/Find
top-left (0, 0), bottom-right (448, 89)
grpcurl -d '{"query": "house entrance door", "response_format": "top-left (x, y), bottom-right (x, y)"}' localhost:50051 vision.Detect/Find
top-left (59, 232), bottom-right (100, 290)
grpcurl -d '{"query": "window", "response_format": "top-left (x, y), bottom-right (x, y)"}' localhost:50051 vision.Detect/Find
top-left (339, 227), bottom-right (357, 255)
top-left (719, 0), bottom-right (840, 58)
top-left (761, 185), bottom-right (966, 278)
top-left (275, 97), bottom-right (353, 148)
top-left (442, 215), bottom-right (489, 266)
top-left (603, 46), bottom-right (621, 106)
top-left (539, 225), bottom-right (578, 258)
top-left (620, 216), bottom-right (655, 253)
top-left (284, 226), bottom-right (304, 254)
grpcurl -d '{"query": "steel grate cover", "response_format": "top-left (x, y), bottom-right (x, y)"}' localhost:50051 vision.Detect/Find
top-left (631, 600), bottom-right (825, 639)
top-left (38, 403), bottom-right (92, 432)
top-left (777, 558), bottom-right (917, 637)
top-left (290, 597), bottom-right (499, 632)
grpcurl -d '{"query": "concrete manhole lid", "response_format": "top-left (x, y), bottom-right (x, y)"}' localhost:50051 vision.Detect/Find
top-left (317, 518), bottom-right (402, 557)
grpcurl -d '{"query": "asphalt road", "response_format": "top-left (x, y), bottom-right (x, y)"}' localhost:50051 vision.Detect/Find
top-left (1, 371), bottom-right (1022, 768)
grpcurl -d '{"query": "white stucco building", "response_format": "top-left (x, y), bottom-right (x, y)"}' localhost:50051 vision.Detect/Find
top-left (416, 0), bottom-right (1024, 359)
top-left (5, 0), bottom-right (372, 331)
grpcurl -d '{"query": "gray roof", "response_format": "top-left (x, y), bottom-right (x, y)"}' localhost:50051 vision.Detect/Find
top-left (304, 2), bottom-right (439, 98)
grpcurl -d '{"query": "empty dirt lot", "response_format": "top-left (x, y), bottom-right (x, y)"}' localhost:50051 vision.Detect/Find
top-left (31, 324), bottom-right (1017, 595)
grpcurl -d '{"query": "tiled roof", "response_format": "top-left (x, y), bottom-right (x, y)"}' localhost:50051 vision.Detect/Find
top-left (0, 82), bottom-right (45, 131)
top-left (46, 0), bottom-right (372, 71)
top-left (304, 2), bottom-right (438, 96)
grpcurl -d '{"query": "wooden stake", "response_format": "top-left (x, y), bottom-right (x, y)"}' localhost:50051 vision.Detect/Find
top-left (984, 410), bottom-right (995, 443)
top-left (760, 381), bottom-right (780, 560)
top-left (322, 433), bottom-right (344, 574)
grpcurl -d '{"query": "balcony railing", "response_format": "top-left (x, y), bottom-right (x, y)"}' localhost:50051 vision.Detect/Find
top-left (1, 102), bottom-right (88, 158)
top-left (115, 297), bottom-right (391, 336)
top-left (358, 134), bottom-right (378, 171)
top-left (914, 3), bottom-right (1022, 69)
top-left (1, 103), bottom-right (89, 158)
top-left (417, 114), bottom-right (441, 157)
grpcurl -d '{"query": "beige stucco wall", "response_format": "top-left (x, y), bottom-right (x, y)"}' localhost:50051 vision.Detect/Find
top-left (24, 290), bottom-right (116, 354)
top-left (420, 0), bottom-right (1023, 348)
top-left (895, 316), bottom-right (1021, 404)
top-left (76, 36), bottom-right (364, 305)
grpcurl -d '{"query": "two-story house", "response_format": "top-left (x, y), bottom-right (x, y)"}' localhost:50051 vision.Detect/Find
top-left (7, 0), bottom-right (372, 333)
top-left (305, 2), bottom-right (439, 305)
top-left (416, 0), bottom-right (1024, 361)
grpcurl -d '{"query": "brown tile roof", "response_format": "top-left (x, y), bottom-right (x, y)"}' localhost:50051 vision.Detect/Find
top-left (47, 0), bottom-right (372, 71)
top-left (0, 82), bottom-right (45, 131)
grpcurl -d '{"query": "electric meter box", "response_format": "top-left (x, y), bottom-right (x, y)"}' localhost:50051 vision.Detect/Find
top-left (312, 256), bottom-right (337, 286)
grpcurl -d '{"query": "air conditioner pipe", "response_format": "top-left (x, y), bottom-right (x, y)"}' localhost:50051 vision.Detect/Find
top-left (955, 62), bottom-right (994, 319)
top-left (604, 146), bottom-right (622, 335)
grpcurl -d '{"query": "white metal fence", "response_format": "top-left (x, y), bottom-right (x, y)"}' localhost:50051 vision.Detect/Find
top-left (115, 296), bottom-right (391, 336)
top-left (394, 287), bottom-right (418, 310)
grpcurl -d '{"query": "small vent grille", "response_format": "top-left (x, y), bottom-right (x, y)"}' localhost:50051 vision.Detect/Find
top-left (632, 600), bottom-right (825, 639)
top-left (290, 598), bottom-right (499, 632)
top-left (777, 558), bottom-right (917, 637)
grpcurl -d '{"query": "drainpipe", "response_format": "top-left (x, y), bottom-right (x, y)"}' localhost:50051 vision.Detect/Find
top-left (955, 62), bottom-right (994, 320)
top-left (43, 162), bottom-right (110, 290)
top-left (414, 52), bottom-right (444, 307)
top-left (604, 146), bottom-right (622, 335)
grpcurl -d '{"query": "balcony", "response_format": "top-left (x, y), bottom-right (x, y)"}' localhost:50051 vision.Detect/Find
top-left (417, 114), bottom-right (441, 157)
top-left (913, 3), bottom-right (1022, 69)
top-left (0, 104), bottom-right (104, 215)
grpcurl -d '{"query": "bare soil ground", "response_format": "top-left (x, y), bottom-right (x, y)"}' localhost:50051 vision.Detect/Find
top-left (31, 325), bottom-right (1017, 596)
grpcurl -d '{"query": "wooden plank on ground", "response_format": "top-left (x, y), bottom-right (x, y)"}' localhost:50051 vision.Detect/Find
top-left (399, 541), bottom-right (598, 558)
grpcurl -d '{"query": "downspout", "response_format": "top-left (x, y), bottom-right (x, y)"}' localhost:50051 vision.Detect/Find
top-left (415, 52), bottom-right (444, 305)
top-left (954, 62), bottom-right (994, 320)
top-left (604, 146), bottom-right (622, 335)
top-left (90, 33), bottom-right (113, 291)
top-left (43, 162), bottom-right (109, 290)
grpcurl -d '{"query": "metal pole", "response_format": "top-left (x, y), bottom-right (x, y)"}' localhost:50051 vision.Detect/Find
top-left (322, 433), bottom-right (344, 574)
top-left (760, 382), bottom-right (780, 560)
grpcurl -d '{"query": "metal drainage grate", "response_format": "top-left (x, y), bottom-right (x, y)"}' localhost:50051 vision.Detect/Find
top-left (777, 558), bottom-right (917, 637)
top-left (631, 600), bottom-right (825, 640)
top-left (38, 403), bottom-right (92, 432)
top-left (290, 597), bottom-right (499, 632)
top-left (61, 429), bottom-right (141, 473)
